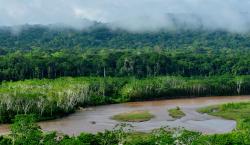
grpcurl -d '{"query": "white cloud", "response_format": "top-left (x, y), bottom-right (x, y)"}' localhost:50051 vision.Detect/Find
top-left (0, 0), bottom-right (250, 32)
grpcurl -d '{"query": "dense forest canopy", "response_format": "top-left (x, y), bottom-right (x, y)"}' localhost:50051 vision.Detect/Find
top-left (1, 1), bottom-right (250, 144)
top-left (0, 25), bottom-right (249, 81)
top-left (1, 25), bottom-right (250, 50)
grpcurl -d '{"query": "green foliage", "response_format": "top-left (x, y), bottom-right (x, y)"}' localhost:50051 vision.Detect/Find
top-left (151, 128), bottom-right (175, 144)
top-left (196, 131), bottom-right (250, 145)
top-left (77, 133), bottom-right (99, 145)
top-left (112, 110), bottom-right (154, 122)
top-left (120, 76), bottom-right (250, 101)
top-left (168, 107), bottom-right (186, 119)
top-left (0, 77), bottom-right (128, 123)
top-left (0, 26), bottom-right (250, 144)
top-left (10, 114), bottom-right (42, 145)
top-left (43, 132), bottom-right (58, 145)
top-left (58, 136), bottom-right (85, 145)
top-left (0, 136), bottom-right (12, 145)
top-left (0, 27), bottom-right (250, 81)
top-left (175, 130), bottom-right (202, 144)
top-left (125, 133), bottom-right (153, 145)
top-left (198, 102), bottom-right (250, 122)
top-left (197, 102), bottom-right (250, 144)
top-left (1, 25), bottom-right (250, 51)
top-left (0, 48), bottom-right (249, 82)
top-left (0, 76), bottom-right (249, 123)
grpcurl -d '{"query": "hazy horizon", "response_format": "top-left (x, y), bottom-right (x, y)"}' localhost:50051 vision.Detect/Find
top-left (1, 0), bottom-right (250, 33)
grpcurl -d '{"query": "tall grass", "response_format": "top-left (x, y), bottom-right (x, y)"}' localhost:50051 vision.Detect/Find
top-left (121, 76), bottom-right (250, 101)
top-left (0, 75), bottom-right (249, 123)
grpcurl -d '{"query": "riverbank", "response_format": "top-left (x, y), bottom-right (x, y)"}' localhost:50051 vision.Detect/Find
top-left (0, 96), bottom-right (250, 145)
top-left (2, 99), bottom-right (250, 145)
top-left (0, 75), bottom-right (249, 123)
top-left (198, 101), bottom-right (250, 129)
top-left (0, 95), bottom-right (249, 135)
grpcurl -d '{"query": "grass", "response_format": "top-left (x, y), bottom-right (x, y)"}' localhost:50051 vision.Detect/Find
top-left (126, 132), bottom-right (152, 144)
top-left (168, 106), bottom-right (185, 119)
top-left (197, 102), bottom-right (250, 120)
top-left (112, 110), bottom-right (154, 122)
top-left (0, 75), bottom-right (250, 123)
top-left (197, 102), bottom-right (250, 129)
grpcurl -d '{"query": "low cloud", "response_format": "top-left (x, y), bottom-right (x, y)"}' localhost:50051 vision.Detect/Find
top-left (0, 0), bottom-right (250, 32)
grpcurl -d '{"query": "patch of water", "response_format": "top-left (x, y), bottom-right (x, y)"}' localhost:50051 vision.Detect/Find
top-left (0, 95), bottom-right (249, 135)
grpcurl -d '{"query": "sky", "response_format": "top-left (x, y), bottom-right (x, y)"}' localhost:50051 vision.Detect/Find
top-left (0, 0), bottom-right (250, 32)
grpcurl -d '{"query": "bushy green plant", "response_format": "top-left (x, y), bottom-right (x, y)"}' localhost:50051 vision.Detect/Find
top-left (10, 114), bottom-right (42, 145)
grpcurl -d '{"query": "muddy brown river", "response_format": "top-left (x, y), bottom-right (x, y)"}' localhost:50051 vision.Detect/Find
top-left (0, 95), bottom-right (250, 135)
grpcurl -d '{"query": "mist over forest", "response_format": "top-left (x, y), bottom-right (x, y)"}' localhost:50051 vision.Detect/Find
top-left (0, 1), bottom-right (250, 145)
top-left (1, 0), bottom-right (250, 33)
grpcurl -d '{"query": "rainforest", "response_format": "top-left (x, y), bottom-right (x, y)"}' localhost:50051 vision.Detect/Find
top-left (0, 25), bottom-right (250, 144)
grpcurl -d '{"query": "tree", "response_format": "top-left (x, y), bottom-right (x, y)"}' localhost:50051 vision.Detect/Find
top-left (10, 114), bottom-right (42, 145)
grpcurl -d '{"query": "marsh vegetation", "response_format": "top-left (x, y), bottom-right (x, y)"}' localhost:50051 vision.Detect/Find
top-left (112, 110), bottom-right (154, 122)
top-left (198, 102), bottom-right (250, 129)
top-left (0, 76), bottom-right (249, 123)
top-left (168, 107), bottom-right (186, 119)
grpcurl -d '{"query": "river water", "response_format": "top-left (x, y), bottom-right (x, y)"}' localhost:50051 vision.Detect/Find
top-left (0, 95), bottom-right (250, 135)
